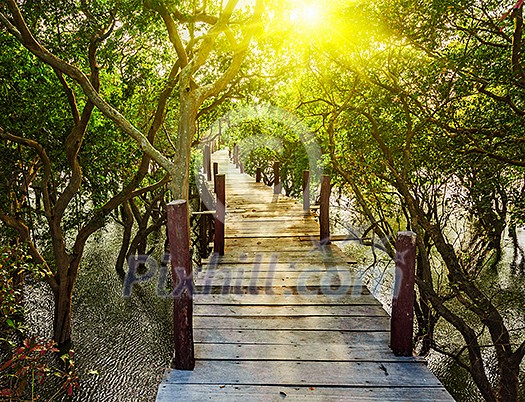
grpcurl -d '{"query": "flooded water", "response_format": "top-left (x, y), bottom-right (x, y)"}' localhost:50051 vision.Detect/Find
top-left (27, 225), bottom-right (173, 401)
top-left (332, 205), bottom-right (525, 402)
top-left (24, 214), bottom-right (524, 401)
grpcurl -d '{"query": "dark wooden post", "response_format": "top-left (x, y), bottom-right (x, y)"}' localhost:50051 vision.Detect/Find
top-left (273, 161), bottom-right (281, 194)
top-left (213, 162), bottom-right (219, 193)
top-left (239, 161), bottom-right (244, 174)
top-left (203, 146), bottom-right (208, 175)
top-left (256, 167), bottom-right (262, 183)
top-left (214, 174), bottom-right (225, 256)
top-left (166, 200), bottom-right (195, 370)
top-left (390, 231), bottom-right (417, 356)
top-left (302, 170), bottom-right (310, 211)
top-left (205, 144), bottom-right (212, 181)
top-left (218, 120), bottom-right (222, 149)
top-left (199, 201), bottom-right (208, 255)
top-left (320, 174), bottom-right (331, 245)
top-left (234, 144), bottom-right (239, 168)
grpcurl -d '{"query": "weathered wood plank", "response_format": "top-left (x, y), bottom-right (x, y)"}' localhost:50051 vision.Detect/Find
top-left (193, 285), bottom-right (367, 297)
top-left (195, 268), bottom-right (363, 288)
top-left (193, 316), bottom-right (390, 331)
top-left (193, 343), bottom-right (410, 362)
top-left (193, 293), bottom-right (380, 305)
top-left (193, 305), bottom-right (388, 317)
top-left (157, 384), bottom-right (455, 402)
top-left (160, 360), bottom-right (444, 387)
top-left (193, 329), bottom-right (390, 345)
top-left (203, 253), bottom-right (357, 265)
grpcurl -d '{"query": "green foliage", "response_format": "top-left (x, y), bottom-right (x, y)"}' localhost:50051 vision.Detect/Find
top-left (0, 245), bottom-right (50, 335)
top-left (224, 116), bottom-right (310, 197)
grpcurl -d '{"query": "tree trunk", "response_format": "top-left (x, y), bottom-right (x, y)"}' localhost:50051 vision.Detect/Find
top-left (498, 360), bottom-right (520, 402)
top-left (52, 266), bottom-right (75, 350)
top-left (115, 201), bottom-right (134, 280)
top-left (171, 88), bottom-right (198, 200)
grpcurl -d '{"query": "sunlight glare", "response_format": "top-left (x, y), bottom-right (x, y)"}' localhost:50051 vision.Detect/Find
top-left (290, 3), bottom-right (324, 29)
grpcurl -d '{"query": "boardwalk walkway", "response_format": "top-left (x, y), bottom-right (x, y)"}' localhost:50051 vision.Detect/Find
top-left (156, 150), bottom-right (453, 401)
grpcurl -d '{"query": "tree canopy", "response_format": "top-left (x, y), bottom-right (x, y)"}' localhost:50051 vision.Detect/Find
top-left (1, 0), bottom-right (524, 400)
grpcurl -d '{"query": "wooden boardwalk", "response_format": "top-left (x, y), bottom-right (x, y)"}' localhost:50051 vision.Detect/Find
top-left (156, 150), bottom-right (454, 401)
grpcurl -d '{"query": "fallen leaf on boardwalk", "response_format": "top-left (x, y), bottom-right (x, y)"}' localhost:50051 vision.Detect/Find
top-left (309, 387), bottom-right (315, 391)
top-left (219, 385), bottom-right (225, 389)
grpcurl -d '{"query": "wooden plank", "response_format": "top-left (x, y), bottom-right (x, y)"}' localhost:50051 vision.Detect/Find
top-left (203, 253), bottom-right (357, 265)
top-left (159, 360), bottom-right (445, 387)
top-left (195, 270), bottom-right (363, 288)
top-left (225, 225), bottom-right (320, 233)
top-left (193, 294), bottom-right (380, 305)
top-left (234, 218), bottom-right (317, 223)
top-left (193, 285), bottom-right (367, 298)
top-left (193, 329), bottom-right (390, 345)
top-left (201, 262), bottom-right (359, 271)
top-left (195, 279), bottom-right (364, 289)
top-left (225, 233), bottom-right (319, 239)
top-left (193, 305), bottom-right (389, 317)
top-left (193, 316), bottom-right (390, 331)
top-left (194, 343), bottom-right (410, 362)
top-left (157, 384), bottom-right (455, 402)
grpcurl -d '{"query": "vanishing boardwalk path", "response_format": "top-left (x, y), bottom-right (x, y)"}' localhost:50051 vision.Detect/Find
top-left (156, 150), bottom-right (453, 401)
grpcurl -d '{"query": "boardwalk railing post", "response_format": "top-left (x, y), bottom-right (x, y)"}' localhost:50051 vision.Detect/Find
top-left (214, 174), bottom-right (225, 256)
top-left (320, 175), bottom-right (331, 245)
top-left (234, 144), bottom-right (239, 168)
top-left (390, 231), bottom-right (417, 356)
top-left (273, 161), bottom-right (281, 194)
top-left (166, 200), bottom-right (195, 370)
top-left (240, 160), bottom-right (244, 174)
top-left (203, 146), bottom-right (208, 175)
top-left (302, 170), bottom-right (310, 212)
top-left (256, 167), bottom-right (262, 183)
top-left (213, 162), bottom-right (219, 193)
top-left (205, 144), bottom-right (212, 181)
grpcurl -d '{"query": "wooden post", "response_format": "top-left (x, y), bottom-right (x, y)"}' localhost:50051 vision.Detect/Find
top-left (213, 162), bottom-right (219, 194)
top-left (320, 174), bottom-right (331, 245)
top-left (199, 201), bottom-right (208, 256)
top-left (256, 167), bottom-right (262, 183)
top-left (205, 144), bottom-right (212, 181)
top-left (166, 200), bottom-right (195, 370)
top-left (273, 161), bottom-right (281, 194)
top-left (240, 161), bottom-right (244, 174)
top-left (302, 170), bottom-right (310, 212)
top-left (218, 120), bottom-right (222, 149)
top-left (390, 231), bottom-right (417, 356)
top-left (234, 144), bottom-right (239, 168)
top-left (214, 174), bottom-right (225, 256)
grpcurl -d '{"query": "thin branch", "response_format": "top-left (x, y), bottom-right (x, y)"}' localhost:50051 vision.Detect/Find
top-left (3, 0), bottom-right (175, 175)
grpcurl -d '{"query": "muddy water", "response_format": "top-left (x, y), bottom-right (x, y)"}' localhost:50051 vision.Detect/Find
top-left (27, 225), bottom-right (173, 401)
top-left (25, 217), bottom-right (524, 401)
top-left (332, 208), bottom-right (525, 402)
